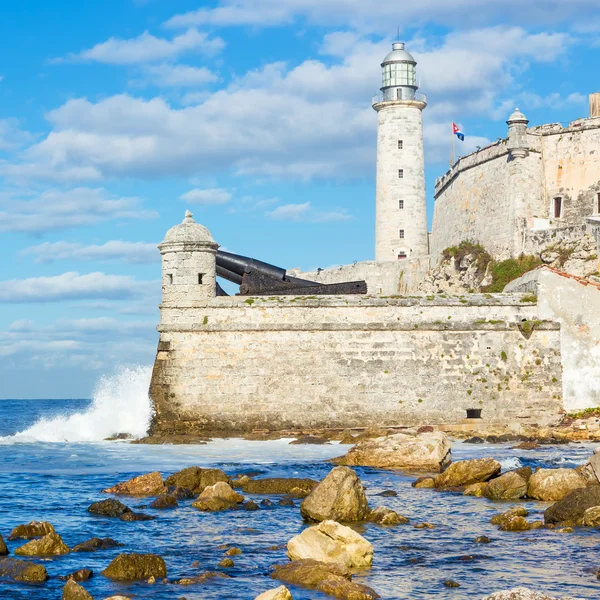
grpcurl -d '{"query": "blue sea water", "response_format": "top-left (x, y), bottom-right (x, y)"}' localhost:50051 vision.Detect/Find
top-left (1, 380), bottom-right (600, 599)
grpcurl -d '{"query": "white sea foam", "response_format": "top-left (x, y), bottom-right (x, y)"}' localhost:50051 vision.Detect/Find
top-left (0, 365), bottom-right (153, 443)
top-left (498, 456), bottom-right (523, 471)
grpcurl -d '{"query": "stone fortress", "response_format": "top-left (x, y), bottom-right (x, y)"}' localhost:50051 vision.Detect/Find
top-left (149, 43), bottom-right (600, 438)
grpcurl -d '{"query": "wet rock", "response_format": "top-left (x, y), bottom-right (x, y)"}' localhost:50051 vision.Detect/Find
top-left (166, 485), bottom-right (195, 500)
top-left (290, 436), bottom-right (330, 445)
top-left (225, 547), bottom-right (242, 556)
top-left (376, 490), bottom-right (397, 497)
top-left (150, 494), bottom-right (179, 509)
top-left (483, 587), bottom-right (580, 599)
top-left (434, 458), bottom-right (501, 488)
top-left (513, 442), bottom-right (541, 450)
top-left (0, 557), bottom-right (48, 583)
top-left (490, 507), bottom-right (529, 526)
top-left (463, 437), bottom-right (485, 444)
top-left (14, 532), bottom-right (70, 556)
top-left (334, 432), bottom-right (451, 472)
top-left (193, 482), bottom-right (244, 511)
top-left (486, 470), bottom-right (529, 500)
top-left (72, 537), bottom-right (122, 553)
top-left (164, 466), bottom-right (230, 493)
top-left (300, 467), bottom-right (370, 523)
top-left (444, 580), bottom-right (460, 588)
top-left (412, 477), bottom-right (435, 489)
top-left (583, 506), bottom-right (600, 526)
top-left (88, 499), bottom-right (131, 518)
top-left (59, 568), bottom-right (93, 582)
top-left (464, 482), bottom-right (488, 497)
top-left (175, 571), bottom-right (230, 585)
top-left (102, 553), bottom-right (167, 580)
top-left (261, 499), bottom-right (274, 507)
top-left (544, 486), bottom-right (600, 524)
top-left (0, 534), bottom-right (7, 556)
top-left (527, 468), bottom-right (586, 502)
top-left (474, 535), bottom-right (491, 543)
top-left (243, 500), bottom-right (260, 511)
top-left (8, 520), bottom-right (55, 540)
top-left (287, 520), bottom-right (373, 568)
top-left (102, 471), bottom-right (166, 497)
top-left (219, 558), bottom-right (234, 568)
top-left (242, 478), bottom-right (317, 495)
top-left (255, 585), bottom-right (294, 600)
top-left (584, 452), bottom-right (600, 485)
top-left (272, 559), bottom-right (379, 599)
top-left (119, 512), bottom-right (155, 522)
top-left (413, 522), bottom-right (435, 529)
top-left (366, 506), bottom-right (409, 525)
top-left (499, 516), bottom-right (532, 531)
top-left (62, 579), bottom-right (93, 600)
top-left (278, 498), bottom-right (295, 507)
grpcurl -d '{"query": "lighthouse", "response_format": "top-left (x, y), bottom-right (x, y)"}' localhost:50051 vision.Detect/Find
top-left (373, 42), bottom-right (428, 261)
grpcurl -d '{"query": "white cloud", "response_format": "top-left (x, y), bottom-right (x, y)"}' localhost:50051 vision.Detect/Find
top-left (140, 63), bottom-right (218, 87)
top-left (180, 187), bottom-right (232, 204)
top-left (0, 187), bottom-right (157, 233)
top-left (58, 28), bottom-right (224, 65)
top-left (0, 118), bottom-right (33, 151)
top-left (266, 202), bottom-right (351, 223)
top-left (0, 272), bottom-right (157, 303)
top-left (21, 240), bottom-right (159, 264)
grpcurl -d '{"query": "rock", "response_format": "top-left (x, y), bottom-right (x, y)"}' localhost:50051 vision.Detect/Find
top-left (242, 478), bottom-right (317, 495)
top-left (499, 516), bottom-right (532, 531)
top-left (243, 500), bottom-right (260, 511)
top-left (272, 559), bottom-right (379, 600)
top-left (255, 585), bottom-right (293, 600)
top-left (72, 537), bottom-right (123, 552)
top-left (62, 579), bottom-right (93, 600)
top-left (59, 568), bottom-right (93, 582)
top-left (0, 534), bottom-right (7, 555)
top-left (413, 522), bottom-right (435, 529)
top-left (166, 485), bottom-right (195, 500)
top-left (300, 467), bottom-right (370, 523)
top-left (14, 532), bottom-right (70, 556)
top-left (164, 466), bottom-right (230, 493)
top-left (474, 535), bottom-right (491, 543)
top-left (119, 512), bottom-right (155, 522)
top-left (175, 571), bottom-right (230, 585)
top-left (102, 553), bottom-right (167, 580)
top-left (261, 499), bottom-right (274, 507)
top-left (490, 507), bottom-right (529, 526)
top-left (279, 498), bottom-right (295, 507)
top-left (463, 437), bottom-right (485, 444)
top-left (464, 482), bottom-right (488, 497)
top-left (544, 486), bottom-right (600, 524)
top-left (290, 436), bottom-right (329, 445)
top-left (88, 499), bottom-right (131, 518)
top-left (486, 471), bottom-right (529, 500)
top-left (586, 452), bottom-right (600, 485)
top-left (583, 506), bottom-right (600, 526)
top-left (513, 442), bottom-right (541, 450)
top-left (366, 506), bottom-right (409, 525)
top-left (527, 468), bottom-right (586, 502)
top-left (444, 580), bottom-right (460, 588)
top-left (482, 587), bottom-right (583, 599)
top-left (412, 477), bottom-right (435, 489)
top-left (192, 481), bottom-right (244, 511)
top-left (334, 432), bottom-right (451, 472)
top-left (0, 557), bottom-right (48, 583)
top-left (225, 547), bottom-right (242, 556)
top-left (102, 471), bottom-right (166, 496)
top-left (150, 494), bottom-right (179, 509)
top-left (219, 558), bottom-right (234, 568)
top-left (287, 520), bottom-right (373, 568)
top-left (8, 520), bottom-right (55, 540)
top-left (376, 490), bottom-right (398, 497)
top-left (434, 458), bottom-right (501, 488)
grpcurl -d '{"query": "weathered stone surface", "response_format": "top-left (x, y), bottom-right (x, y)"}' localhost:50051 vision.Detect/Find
top-left (8, 520), bottom-right (55, 540)
top-left (544, 486), bottom-right (600, 524)
top-left (88, 499), bottom-right (131, 518)
top-left (150, 494), bottom-right (179, 509)
top-left (583, 506), bottom-right (600, 526)
top-left (119, 512), bottom-right (155, 522)
top-left (0, 534), bottom-right (7, 555)
top-left (464, 482), bottom-right (488, 497)
top-left (527, 468), bottom-right (586, 502)
top-left (59, 568), bottom-right (93, 582)
top-left (62, 579), bottom-right (93, 600)
top-left (102, 471), bottom-right (166, 496)
top-left (412, 477), bottom-right (435, 489)
top-left (164, 467), bottom-right (230, 493)
top-left (586, 452), bottom-right (600, 484)
top-left (0, 557), bottom-right (48, 583)
top-left (300, 467), bottom-right (370, 523)
top-left (102, 553), bottom-right (167, 580)
top-left (486, 471), bottom-right (528, 500)
top-left (219, 558), bottom-right (234, 568)
top-left (166, 485), bottom-right (194, 499)
top-left (366, 506), bottom-right (409, 525)
top-left (482, 587), bottom-right (584, 599)
top-left (14, 532), bottom-right (70, 556)
top-left (287, 520), bottom-right (373, 568)
top-left (175, 571), bottom-right (230, 585)
top-left (498, 516), bottom-right (532, 532)
top-left (434, 458), bottom-right (501, 488)
top-left (242, 478), bottom-right (317, 495)
top-left (191, 481), bottom-right (244, 511)
top-left (490, 507), bottom-right (529, 526)
top-left (335, 432), bottom-right (451, 472)
top-left (72, 537), bottom-right (122, 553)
top-left (255, 585), bottom-right (293, 600)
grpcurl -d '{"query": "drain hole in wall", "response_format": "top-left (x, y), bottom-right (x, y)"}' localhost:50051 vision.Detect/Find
top-left (466, 408), bottom-right (482, 419)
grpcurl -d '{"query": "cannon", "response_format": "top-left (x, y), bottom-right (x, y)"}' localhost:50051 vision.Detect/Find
top-left (216, 250), bottom-right (367, 296)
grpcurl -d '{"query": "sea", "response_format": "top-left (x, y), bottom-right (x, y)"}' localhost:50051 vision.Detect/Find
top-left (0, 366), bottom-right (599, 599)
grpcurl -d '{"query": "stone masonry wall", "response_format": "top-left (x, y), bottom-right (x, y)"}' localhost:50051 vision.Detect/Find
top-left (150, 295), bottom-right (563, 435)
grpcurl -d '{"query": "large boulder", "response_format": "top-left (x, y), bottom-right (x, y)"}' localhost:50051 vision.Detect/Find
top-left (8, 521), bottom-right (55, 540)
top-left (88, 499), bottom-right (131, 518)
top-left (486, 470), bottom-right (530, 500)
top-left (527, 469), bottom-right (586, 502)
top-left (586, 451), bottom-right (600, 485)
top-left (255, 586), bottom-right (293, 600)
top-left (102, 553), bottom-right (167, 580)
top-left (62, 579), bottom-right (93, 600)
top-left (434, 458), bottom-right (501, 488)
top-left (0, 534), bottom-right (8, 555)
top-left (14, 532), bottom-right (70, 556)
top-left (102, 472), bottom-right (166, 496)
top-left (192, 482), bottom-right (244, 512)
top-left (300, 467), bottom-right (370, 523)
top-left (334, 432), bottom-right (451, 472)
top-left (164, 467), bottom-right (230, 493)
top-left (545, 486), bottom-right (600, 524)
top-left (483, 587), bottom-right (584, 599)
top-left (242, 478), bottom-right (317, 495)
top-left (287, 520), bottom-right (373, 568)
top-left (0, 557), bottom-right (48, 583)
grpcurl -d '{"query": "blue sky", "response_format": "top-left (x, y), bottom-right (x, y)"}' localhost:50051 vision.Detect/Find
top-left (1, 0), bottom-right (599, 398)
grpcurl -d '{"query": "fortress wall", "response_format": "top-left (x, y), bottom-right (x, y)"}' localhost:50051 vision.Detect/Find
top-left (150, 295), bottom-right (563, 435)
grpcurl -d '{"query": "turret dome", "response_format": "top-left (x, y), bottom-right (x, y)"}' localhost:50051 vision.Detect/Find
top-left (382, 42), bottom-right (416, 65)
top-left (161, 210), bottom-right (216, 245)
top-left (507, 108), bottom-right (529, 124)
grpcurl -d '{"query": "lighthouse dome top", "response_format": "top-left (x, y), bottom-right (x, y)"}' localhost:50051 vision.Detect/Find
top-left (162, 210), bottom-right (216, 245)
top-left (382, 42), bottom-right (416, 65)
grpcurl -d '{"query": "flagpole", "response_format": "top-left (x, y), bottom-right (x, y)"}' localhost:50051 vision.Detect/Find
top-left (450, 123), bottom-right (455, 168)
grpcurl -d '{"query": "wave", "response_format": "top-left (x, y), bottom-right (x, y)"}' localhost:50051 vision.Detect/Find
top-left (0, 365), bottom-right (153, 443)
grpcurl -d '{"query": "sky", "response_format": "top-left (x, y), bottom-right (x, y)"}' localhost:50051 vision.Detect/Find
top-left (1, 0), bottom-right (599, 398)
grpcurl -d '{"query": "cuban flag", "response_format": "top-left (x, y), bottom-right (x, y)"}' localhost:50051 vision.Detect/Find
top-left (453, 122), bottom-right (465, 141)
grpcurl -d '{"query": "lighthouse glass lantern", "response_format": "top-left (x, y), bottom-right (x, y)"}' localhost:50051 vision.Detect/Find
top-left (381, 42), bottom-right (418, 102)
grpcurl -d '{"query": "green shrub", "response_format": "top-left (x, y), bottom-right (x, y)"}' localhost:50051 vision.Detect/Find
top-left (483, 255), bottom-right (542, 293)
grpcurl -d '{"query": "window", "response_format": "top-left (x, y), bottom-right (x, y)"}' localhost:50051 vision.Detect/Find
top-left (398, 140), bottom-right (403, 150)
top-left (553, 197), bottom-right (562, 218)
top-left (399, 200), bottom-right (404, 209)
top-left (198, 273), bottom-right (204, 284)
top-left (397, 251), bottom-right (407, 260)
top-left (167, 274), bottom-right (173, 284)
top-left (399, 229), bottom-right (405, 239)
top-left (596, 192), bottom-right (600, 214)
top-left (398, 169), bottom-right (404, 179)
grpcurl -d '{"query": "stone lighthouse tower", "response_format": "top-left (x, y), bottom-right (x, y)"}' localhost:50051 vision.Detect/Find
top-left (373, 42), bottom-right (428, 261)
